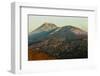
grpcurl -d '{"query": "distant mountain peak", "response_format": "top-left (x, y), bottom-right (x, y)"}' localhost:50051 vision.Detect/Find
top-left (62, 25), bottom-right (78, 29)
top-left (32, 22), bottom-right (57, 33)
top-left (41, 22), bottom-right (57, 28)
top-left (61, 25), bottom-right (86, 32)
top-left (52, 25), bottom-right (87, 38)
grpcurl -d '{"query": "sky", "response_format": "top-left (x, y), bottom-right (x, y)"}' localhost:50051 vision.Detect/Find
top-left (28, 15), bottom-right (88, 33)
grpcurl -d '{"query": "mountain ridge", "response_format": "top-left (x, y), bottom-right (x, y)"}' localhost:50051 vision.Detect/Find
top-left (28, 22), bottom-right (87, 45)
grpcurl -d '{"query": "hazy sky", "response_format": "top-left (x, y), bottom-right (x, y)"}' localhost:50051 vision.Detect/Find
top-left (28, 15), bottom-right (88, 33)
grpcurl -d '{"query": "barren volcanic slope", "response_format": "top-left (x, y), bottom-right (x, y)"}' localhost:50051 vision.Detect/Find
top-left (28, 23), bottom-right (88, 60)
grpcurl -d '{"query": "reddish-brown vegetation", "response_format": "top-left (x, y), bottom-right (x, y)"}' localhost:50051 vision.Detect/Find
top-left (28, 48), bottom-right (56, 60)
